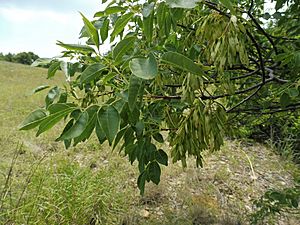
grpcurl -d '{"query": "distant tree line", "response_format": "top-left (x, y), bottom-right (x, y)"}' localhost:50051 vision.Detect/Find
top-left (0, 52), bottom-right (39, 65)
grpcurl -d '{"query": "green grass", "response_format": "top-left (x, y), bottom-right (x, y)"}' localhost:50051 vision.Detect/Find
top-left (0, 61), bottom-right (299, 225)
top-left (0, 61), bottom-right (136, 224)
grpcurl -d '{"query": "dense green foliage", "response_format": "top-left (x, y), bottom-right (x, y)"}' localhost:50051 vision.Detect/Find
top-left (22, 0), bottom-right (300, 198)
top-left (1, 62), bottom-right (298, 224)
top-left (0, 52), bottom-right (39, 65)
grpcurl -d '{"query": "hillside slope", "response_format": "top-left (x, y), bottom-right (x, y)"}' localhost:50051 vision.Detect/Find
top-left (0, 62), bottom-right (299, 224)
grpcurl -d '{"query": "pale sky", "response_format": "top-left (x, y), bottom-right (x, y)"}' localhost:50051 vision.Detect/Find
top-left (0, 0), bottom-right (105, 57)
top-left (0, 1), bottom-right (276, 58)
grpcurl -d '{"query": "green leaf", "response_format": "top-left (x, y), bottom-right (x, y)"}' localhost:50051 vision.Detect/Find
top-left (36, 107), bottom-right (76, 136)
top-left (156, 3), bottom-right (167, 37)
top-left (148, 161), bottom-right (161, 185)
top-left (58, 92), bottom-right (68, 103)
top-left (58, 119), bottom-right (74, 145)
top-left (288, 88), bottom-right (299, 98)
top-left (162, 52), bottom-right (204, 76)
top-left (94, 6), bottom-right (126, 17)
top-left (67, 62), bottom-right (80, 77)
top-left (145, 143), bottom-right (156, 163)
top-left (275, 0), bottom-right (286, 11)
top-left (142, 2), bottom-right (155, 18)
top-left (135, 121), bottom-right (144, 137)
top-left (64, 139), bottom-right (72, 149)
top-left (97, 105), bottom-right (120, 145)
top-left (111, 98), bottom-right (126, 113)
top-left (291, 198), bottom-right (298, 208)
top-left (56, 41), bottom-right (95, 53)
top-left (128, 105), bottom-right (140, 124)
top-left (80, 63), bottom-right (106, 84)
top-left (263, 12), bottom-right (271, 20)
top-left (112, 125), bottom-right (129, 150)
top-left (74, 106), bottom-right (99, 145)
top-left (129, 54), bottom-right (158, 80)
top-left (19, 109), bottom-right (47, 130)
top-left (80, 12), bottom-right (100, 49)
top-left (166, 0), bottom-right (198, 9)
top-left (129, 144), bottom-right (139, 165)
top-left (32, 85), bottom-right (50, 94)
top-left (170, 8), bottom-right (184, 21)
top-left (128, 75), bottom-right (143, 111)
top-left (57, 111), bottom-right (89, 141)
top-left (96, 119), bottom-right (106, 144)
top-left (60, 61), bottom-right (70, 81)
top-left (112, 36), bottom-right (135, 62)
top-left (45, 86), bottom-right (60, 107)
top-left (143, 13), bottom-right (154, 43)
top-left (153, 133), bottom-right (164, 143)
top-left (102, 72), bottom-right (117, 84)
top-left (100, 18), bottom-right (109, 43)
top-left (155, 149), bottom-right (168, 166)
top-left (137, 171), bottom-right (147, 195)
top-left (219, 0), bottom-right (233, 12)
top-left (48, 103), bottom-right (77, 114)
top-left (31, 58), bottom-right (52, 67)
top-left (56, 119), bottom-right (75, 138)
top-left (70, 109), bottom-right (82, 120)
top-left (280, 92), bottom-right (291, 108)
top-left (48, 61), bottom-right (61, 79)
top-left (110, 12), bottom-right (134, 42)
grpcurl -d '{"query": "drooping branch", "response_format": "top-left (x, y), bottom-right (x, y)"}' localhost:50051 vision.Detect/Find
top-left (247, 13), bottom-right (278, 55)
top-left (202, 77), bottom-right (273, 100)
top-left (246, 30), bottom-right (266, 83)
top-left (148, 77), bottom-right (273, 101)
top-left (246, 0), bottom-right (278, 55)
top-left (230, 69), bottom-right (260, 80)
top-left (151, 65), bottom-right (288, 104)
top-left (226, 86), bottom-right (262, 113)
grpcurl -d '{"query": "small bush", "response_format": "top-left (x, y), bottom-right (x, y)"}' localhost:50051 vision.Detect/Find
top-left (250, 182), bottom-right (300, 225)
top-left (229, 112), bottom-right (300, 163)
top-left (0, 52), bottom-right (39, 65)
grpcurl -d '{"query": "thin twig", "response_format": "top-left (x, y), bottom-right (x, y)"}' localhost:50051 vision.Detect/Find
top-left (0, 144), bottom-right (22, 211)
top-left (226, 86), bottom-right (262, 113)
top-left (204, 0), bottom-right (230, 17)
top-left (228, 103), bottom-right (300, 114)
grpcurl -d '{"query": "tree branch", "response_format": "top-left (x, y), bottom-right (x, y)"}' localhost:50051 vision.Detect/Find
top-left (246, 30), bottom-right (266, 83)
top-left (228, 103), bottom-right (300, 114)
top-left (177, 24), bottom-right (196, 31)
top-left (204, 1), bottom-right (230, 18)
top-left (226, 86), bottom-right (262, 113)
top-left (146, 95), bottom-right (181, 100)
top-left (202, 77), bottom-right (273, 100)
top-left (150, 77), bottom-right (273, 101)
top-left (247, 14), bottom-right (278, 55)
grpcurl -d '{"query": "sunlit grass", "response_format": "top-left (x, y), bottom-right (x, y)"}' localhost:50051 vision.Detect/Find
top-left (0, 62), bottom-right (136, 224)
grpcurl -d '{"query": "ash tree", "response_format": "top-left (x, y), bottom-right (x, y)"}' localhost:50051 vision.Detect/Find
top-left (20, 0), bottom-right (300, 194)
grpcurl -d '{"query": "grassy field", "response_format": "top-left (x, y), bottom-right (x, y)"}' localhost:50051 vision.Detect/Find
top-left (0, 61), bottom-right (299, 224)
